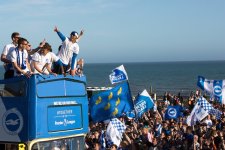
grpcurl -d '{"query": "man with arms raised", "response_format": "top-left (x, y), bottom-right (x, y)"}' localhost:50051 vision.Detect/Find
top-left (54, 26), bottom-right (83, 76)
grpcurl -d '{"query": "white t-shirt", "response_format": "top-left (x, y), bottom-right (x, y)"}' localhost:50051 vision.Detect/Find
top-left (31, 52), bottom-right (52, 74)
top-left (49, 52), bottom-right (59, 62)
top-left (57, 37), bottom-right (79, 65)
top-left (2, 43), bottom-right (16, 57)
top-left (10, 48), bottom-right (29, 75)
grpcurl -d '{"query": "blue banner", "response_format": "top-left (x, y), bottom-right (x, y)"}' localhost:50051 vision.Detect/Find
top-left (165, 105), bottom-right (182, 120)
top-left (134, 89), bottom-right (154, 118)
top-left (197, 76), bottom-right (225, 104)
top-left (90, 82), bottom-right (133, 122)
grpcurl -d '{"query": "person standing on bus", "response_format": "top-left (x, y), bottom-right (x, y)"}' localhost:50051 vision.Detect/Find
top-left (9, 37), bottom-right (33, 78)
top-left (54, 26), bottom-right (84, 76)
top-left (1, 32), bottom-right (20, 78)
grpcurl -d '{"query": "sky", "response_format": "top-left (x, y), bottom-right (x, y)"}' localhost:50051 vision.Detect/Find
top-left (0, 0), bottom-right (225, 63)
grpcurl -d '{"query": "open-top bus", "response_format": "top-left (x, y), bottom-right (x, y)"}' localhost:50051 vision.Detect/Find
top-left (0, 74), bottom-right (88, 150)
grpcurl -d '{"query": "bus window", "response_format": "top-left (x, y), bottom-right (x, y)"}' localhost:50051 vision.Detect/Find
top-left (37, 80), bottom-right (86, 98)
top-left (0, 81), bottom-right (26, 97)
top-left (31, 136), bottom-right (85, 150)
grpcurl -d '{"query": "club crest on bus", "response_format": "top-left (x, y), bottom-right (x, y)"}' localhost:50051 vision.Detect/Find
top-left (3, 108), bottom-right (23, 135)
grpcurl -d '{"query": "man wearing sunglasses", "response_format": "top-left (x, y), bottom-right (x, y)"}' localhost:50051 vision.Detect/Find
top-left (1, 32), bottom-right (20, 78)
top-left (9, 38), bottom-right (33, 78)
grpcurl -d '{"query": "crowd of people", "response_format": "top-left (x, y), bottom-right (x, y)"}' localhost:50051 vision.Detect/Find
top-left (85, 90), bottom-right (225, 150)
top-left (1, 27), bottom-right (84, 79)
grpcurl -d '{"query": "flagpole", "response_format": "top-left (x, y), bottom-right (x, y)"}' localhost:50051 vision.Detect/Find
top-left (126, 80), bottom-right (137, 118)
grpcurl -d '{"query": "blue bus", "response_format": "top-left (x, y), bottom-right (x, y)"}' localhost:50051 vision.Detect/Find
top-left (0, 74), bottom-right (89, 150)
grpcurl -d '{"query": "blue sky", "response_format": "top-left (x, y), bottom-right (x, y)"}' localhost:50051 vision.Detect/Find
top-left (0, 0), bottom-right (224, 63)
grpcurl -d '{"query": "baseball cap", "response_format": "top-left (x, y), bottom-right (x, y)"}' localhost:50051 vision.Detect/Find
top-left (70, 31), bottom-right (79, 37)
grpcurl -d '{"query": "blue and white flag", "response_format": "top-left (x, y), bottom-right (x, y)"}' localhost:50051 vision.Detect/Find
top-left (186, 102), bottom-right (208, 126)
top-left (109, 65), bottom-right (128, 84)
top-left (197, 76), bottom-right (225, 104)
top-left (106, 118), bottom-right (126, 147)
top-left (134, 89), bottom-right (154, 118)
top-left (90, 82), bottom-right (133, 122)
top-left (164, 105), bottom-right (182, 120)
top-left (198, 96), bottom-right (222, 119)
top-left (126, 110), bottom-right (136, 119)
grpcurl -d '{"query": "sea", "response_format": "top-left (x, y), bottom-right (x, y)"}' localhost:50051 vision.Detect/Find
top-left (1, 60), bottom-right (225, 97)
top-left (83, 61), bottom-right (225, 97)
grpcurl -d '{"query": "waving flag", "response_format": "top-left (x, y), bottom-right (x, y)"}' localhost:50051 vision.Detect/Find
top-left (106, 118), bottom-right (126, 147)
top-left (109, 65), bottom-right (128, 84)
top-left (197, 76), bottom-right (225, 104)
top-left (198, 96), bottom-right (222, 119)
top-left (134, 89), bottom-right (154, 118)
top-left (165, 105), bottom-right (182, 120)
top-left (90, 82), bottom-right (133, 122)
top-left (186, 102), bottom-right (208, 126)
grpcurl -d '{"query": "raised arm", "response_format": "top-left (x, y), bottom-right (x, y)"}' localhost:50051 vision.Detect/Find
top-left (54, 26), bottom-right (66, 42)
top-left (28, 39), bottom-right (46, 55)
top-left (77, 29), bottom-right (84, 42)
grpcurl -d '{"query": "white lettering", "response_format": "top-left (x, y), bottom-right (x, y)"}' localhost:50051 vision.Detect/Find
top-left (112, 75), bottom-right (124, 81)
top-left (53, 101), bottom-right (77, 105)
top-left (135, 100), bottom-right (146, 113)
top-left (57, 109), bottom-right (73, 115)
top-left (55, 121), bottom-right (63, 125)
top-left (55, 119), bottom-right (76, 126)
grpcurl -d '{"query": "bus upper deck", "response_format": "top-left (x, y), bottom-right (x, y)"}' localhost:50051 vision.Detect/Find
top-left (0, 74), bottom-right (89, 150)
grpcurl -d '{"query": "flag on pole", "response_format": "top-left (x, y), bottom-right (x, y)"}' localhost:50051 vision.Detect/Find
top-left (134, 89), bottom-right (154, 118)
top-left (109, 65), bottom-right (128, 84)
top-left (106, 118), bottom-right (126, 147)
top-left (90, 82), bottom-right (133, 122)
top-left (197, 76), bottom-right (225, 104)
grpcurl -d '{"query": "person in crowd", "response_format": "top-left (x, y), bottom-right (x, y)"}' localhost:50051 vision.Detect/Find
top-left (31, 42), bottom-right (57, 76)
top-left (65, 58), bottom-right (84, 76)
top-left (1, 32), bottom-right (20, 78)
top-left (53, 26), bottom-right (84, 76)
top-left (9, 37), bottom-right (32, 78)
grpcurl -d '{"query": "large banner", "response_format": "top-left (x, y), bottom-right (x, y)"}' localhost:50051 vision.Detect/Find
top-left (197, 76), bottom-right (225, 104)
top-left (90, 82), bottom-right (133, 122)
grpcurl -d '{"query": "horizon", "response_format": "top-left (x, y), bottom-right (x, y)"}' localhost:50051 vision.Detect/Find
top-left (0, 59), bottom-right (225, 66)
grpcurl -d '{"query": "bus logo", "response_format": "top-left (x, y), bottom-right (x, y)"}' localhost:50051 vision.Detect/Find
top-left (2, 108), bottom-right (23, 135)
